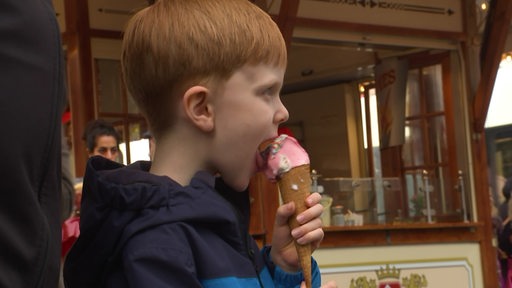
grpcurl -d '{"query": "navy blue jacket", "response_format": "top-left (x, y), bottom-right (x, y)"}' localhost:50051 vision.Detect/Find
top-left (64, 156), bottom-right (321, 287)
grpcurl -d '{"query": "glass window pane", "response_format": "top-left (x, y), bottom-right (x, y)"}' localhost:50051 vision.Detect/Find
top-left (128, 121), bottom-right (150, 163)
top-left (404, 170), bottom-right (424, 217)
top-left (96, 59), bottom-right (123, 113)
top-left (404, 167), bottom-right (457, 220)
top-left (422, 65), bottom-right (444, 113)
top-left (428, 115), bottom-right (448, 165)
top-left (402, 119), bottom-right (424, 166)
top-left (434, 165), bottom-right (454, 214)
top-left (405, 69), bottom-right (420, 117)
top-left (422, 166), bottom-right (455, 217)
top-left (495, 137), bottom-right (512, 177)
top-left (127, 90), bottom-right (140, 114)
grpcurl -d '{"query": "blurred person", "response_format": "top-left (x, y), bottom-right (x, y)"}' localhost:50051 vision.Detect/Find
top-left (0, 0), bottom-right (65, 287)
top-left (499, 178), bottom-right (512, 221)
top-left (82, 119), bottom-right (121, 162)
top-left (498, 178), bottom-right (512, 287)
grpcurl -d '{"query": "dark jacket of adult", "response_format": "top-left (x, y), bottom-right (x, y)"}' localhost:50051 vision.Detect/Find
top-left (64, 157), bottom-right (321, 287)
top-left (0, 0), bottom-right (64, 287)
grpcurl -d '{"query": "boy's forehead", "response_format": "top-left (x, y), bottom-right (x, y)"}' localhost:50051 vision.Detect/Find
top-left (236, 63), bottom-right (286, 79)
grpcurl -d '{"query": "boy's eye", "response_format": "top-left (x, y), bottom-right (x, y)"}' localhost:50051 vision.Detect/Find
top-left (258, 81), bottom-right (282, 97)
top-left (263, 86), bottom-right (277, 96)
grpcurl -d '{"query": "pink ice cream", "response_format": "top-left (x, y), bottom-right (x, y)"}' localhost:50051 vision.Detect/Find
top-left (258, 134), bottom-right (310, 181)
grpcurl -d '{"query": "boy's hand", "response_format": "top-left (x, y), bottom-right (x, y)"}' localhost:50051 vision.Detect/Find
top-left (270, 192), bottom-right (324, 272)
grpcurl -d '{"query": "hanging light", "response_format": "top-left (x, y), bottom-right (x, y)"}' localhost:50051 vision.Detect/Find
top-left (500, 52), bottom-right (512, 67)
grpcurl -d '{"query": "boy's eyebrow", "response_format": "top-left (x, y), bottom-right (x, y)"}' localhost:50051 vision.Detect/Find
top-left (254, 80), bottom-right (283, 92)
top-left (255, 76), bottom-right (283, 88)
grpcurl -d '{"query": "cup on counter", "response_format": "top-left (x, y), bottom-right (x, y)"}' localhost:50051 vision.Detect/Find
top-left (319, 194), bottom-right (333, 226)
top-left (331, 205), bottom-right (345, 226)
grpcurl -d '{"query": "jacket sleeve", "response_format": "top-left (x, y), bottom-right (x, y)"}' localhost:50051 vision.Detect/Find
top-left (261, 246), bottom-right (322, 288)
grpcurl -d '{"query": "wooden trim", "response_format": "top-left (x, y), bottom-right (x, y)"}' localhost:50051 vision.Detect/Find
top-left (97, 112), bottom-right (145, 120)
top-left (275, 0), bottom-right (300, 48)
top-left (64, 0), bottom-right (95, 177)
top-left (294, 18), bottom-right (466, 41)
top-left (470, 2), bottom-right (512, 285)
top-left (249, 173), bottom-right (267, 241)
top-left (61, 32), bottom-right (70, 46)
top-left (248, 172), bottom-right (279, 245)
top-left (471, 133), bottom-right (498, 287)
top-left (321, 222), bottom-right (482, 248)
top-left (472, 0), bottom-right (512, 133)
top-left (263, 179), bottom-right (279, 245)
top-left (441, 55), bottom-right (460, 211)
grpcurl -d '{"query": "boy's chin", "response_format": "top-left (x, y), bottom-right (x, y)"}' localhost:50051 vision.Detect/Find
top-left (224, 176), bottom-right (250, 192)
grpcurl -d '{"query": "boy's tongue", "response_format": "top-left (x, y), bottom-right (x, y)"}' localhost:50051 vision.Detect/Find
top-left (257, 134), bottom-right (310, 181)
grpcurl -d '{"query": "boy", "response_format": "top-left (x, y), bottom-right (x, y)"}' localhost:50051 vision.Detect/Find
top-left (64, 0), bottom-right (336, 287)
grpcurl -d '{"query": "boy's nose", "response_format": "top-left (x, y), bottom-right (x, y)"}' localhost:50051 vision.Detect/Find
top-left (275, 101), bottom-right (289, 124)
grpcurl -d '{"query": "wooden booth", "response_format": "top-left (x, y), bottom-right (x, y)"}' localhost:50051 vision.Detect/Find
top-left (55, 0), bottom-right (512, 287)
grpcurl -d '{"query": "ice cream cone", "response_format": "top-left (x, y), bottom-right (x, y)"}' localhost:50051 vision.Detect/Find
top-left (278, 164), bottom-right (312, 288)
top-left (257, 135), bottom-right (313, 287)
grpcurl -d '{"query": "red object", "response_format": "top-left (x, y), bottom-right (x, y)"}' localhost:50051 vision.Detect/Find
top-left (378, 282), bottom-right (401, 288)
top-left (61, 216), bottom-right (80, 258)
top-left (61, 111), bottom-right (71, 124)
top-left (278, 126), bottom-right (294, 137)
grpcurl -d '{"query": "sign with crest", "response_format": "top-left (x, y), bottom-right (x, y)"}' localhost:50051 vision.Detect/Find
top-left (321, 260), bottom-right (473, 288)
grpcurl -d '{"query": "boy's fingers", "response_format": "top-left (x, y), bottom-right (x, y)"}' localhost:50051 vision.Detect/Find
top-left (275, 201), bottom-right (295, 226)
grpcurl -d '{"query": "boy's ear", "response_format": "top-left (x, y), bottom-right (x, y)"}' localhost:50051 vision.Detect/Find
top-left (182, 86), bottom-right (214, 132)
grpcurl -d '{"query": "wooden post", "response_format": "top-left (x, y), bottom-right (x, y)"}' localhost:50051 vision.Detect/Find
top-left (64, 0), bottom-right (95, 177)
top-left (470, 1), bottom-right (512, 287)
top-left (275, 0), bottom-right (300, 49)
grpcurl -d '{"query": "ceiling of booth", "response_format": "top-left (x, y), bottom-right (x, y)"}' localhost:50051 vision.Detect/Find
top-left (52, 0), bottom-right (505, 90)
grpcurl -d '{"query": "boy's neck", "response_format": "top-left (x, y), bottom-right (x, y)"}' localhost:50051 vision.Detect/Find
top-left (150, 132), bottom-right (211, 186)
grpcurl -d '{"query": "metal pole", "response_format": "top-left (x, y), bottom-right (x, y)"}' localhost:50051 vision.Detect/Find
top-left (458, 170), bottom-right (469, 222)
top-left (423, 170), bottom-right (433, 223)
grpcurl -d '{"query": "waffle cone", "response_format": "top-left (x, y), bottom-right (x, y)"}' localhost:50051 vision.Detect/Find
top-left (278, 164), bottom-right (312, 288)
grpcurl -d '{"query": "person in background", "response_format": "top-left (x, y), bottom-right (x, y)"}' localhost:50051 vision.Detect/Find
top-left (82, 119), bottom-right (122, 162)
top-left (499, 178), bottom-right (512, 221)
top-left (75, 118), bottom-right (121, 212)
top-left (61, 119), bottom-right (122, 258)
top-left (0, 0), bottom-right (65, 287)
top-left (498, 177), bottom-right (512, 288)
top-left (64, 0), bottom-right (337, 287)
